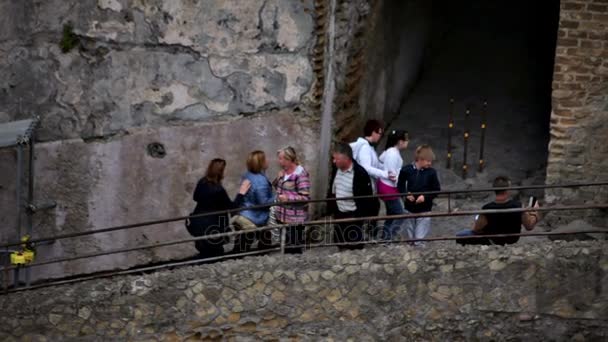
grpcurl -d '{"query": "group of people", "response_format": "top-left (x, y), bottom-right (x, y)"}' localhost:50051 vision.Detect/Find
top-left (328, 120), bottom-right (441, 250)
top-left (186, 147), bottom-right (311, 259)
top-left (186, 119), bottom-right (541, 259)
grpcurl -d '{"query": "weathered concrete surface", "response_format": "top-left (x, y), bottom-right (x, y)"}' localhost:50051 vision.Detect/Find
top-left (1, 241), bottom-right (607, 340)
top-left (0, 0), bottom-right (322, 281)
top-left (360, 0), bottom-right (432, 125)
top-left (0, 111), bottom-right (319, 282)
top-left (0, 0), bottom-right (315, 141)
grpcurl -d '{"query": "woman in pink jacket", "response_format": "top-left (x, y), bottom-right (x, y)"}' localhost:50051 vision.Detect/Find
top-left (273, 146), bottom-right (311, 254)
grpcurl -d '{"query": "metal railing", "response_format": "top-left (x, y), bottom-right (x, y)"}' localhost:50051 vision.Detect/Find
top-left (2, 181), bottom-right (607, 293)
top-left (2, 181), bottom-right (606, 249)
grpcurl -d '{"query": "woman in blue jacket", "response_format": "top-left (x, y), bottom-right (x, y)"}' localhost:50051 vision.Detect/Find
top-left (232, 151), bottom-right (276, 253)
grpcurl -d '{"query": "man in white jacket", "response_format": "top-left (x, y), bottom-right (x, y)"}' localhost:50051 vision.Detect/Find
top-left (349, 119), bottom-right (396, 239)
top-left (350, 120), bottom-right (397, 189)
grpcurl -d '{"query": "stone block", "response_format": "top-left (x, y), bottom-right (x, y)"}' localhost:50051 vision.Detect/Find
top-left (557, 38), bottom-right (579, 47)
top-left (561, 20), bottom-right (580, 29)
top-left (564, 3), bottom-right (586, 11)
top-left (588, 4), bottom-right (608, 12)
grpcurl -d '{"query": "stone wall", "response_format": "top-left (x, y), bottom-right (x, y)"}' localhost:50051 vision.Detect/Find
top-left (330, 0), bottom-right (374, 141)
top-left (1, 242), bottom-right (607, 341)
top-left (1, 112), bottom-right (319, 281)
top-left (546, 0), bottom-right (608, 227)
top-left (0, 0), bottom-right (316, 140)
top-left (326, 0), bottom-right (433, 142)
top-left (0, 0), bottom-right (321, 281)
top-left (359, 0), bottom-right (432, 129)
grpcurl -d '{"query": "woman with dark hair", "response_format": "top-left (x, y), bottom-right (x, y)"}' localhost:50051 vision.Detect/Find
top-left (187, 158), bottom-right (250, 259)
top-left (378, 130), bottom-right (409, 240)
top-left (232, 151), bottom-right (275, 253)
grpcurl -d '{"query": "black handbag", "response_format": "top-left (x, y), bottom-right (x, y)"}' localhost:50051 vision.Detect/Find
top-left (185, 212), bottom-right (203, 237)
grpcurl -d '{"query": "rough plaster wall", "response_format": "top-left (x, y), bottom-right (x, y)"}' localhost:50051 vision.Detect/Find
top-left (0, 0), bottom-right (319, 192)
top-left (0, 0), bottom-right (321, 281)
top-left (0, 149), bottom-right (20, 243)
top-left (0, 0), bottom-right (315, 140)
top-left (360, 0), bottom-right (432, 125)
top-left (1, 111), bottom-right (319, 281)
top-left (1, 242), bottom-right (607, 340)
top-left (546, 0), bottom-right (608, 228)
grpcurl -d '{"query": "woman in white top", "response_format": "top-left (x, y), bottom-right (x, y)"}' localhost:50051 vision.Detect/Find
top-left (378, 130), bottom-right (409, 240)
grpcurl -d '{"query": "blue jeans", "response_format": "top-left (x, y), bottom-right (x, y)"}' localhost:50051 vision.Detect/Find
top-left (403, 210), bottom-right (431, 245)
top-left (456, 229), bottom-right (474, 236)
top-left (382, 199), bottom-right (405, 240)
top-left (456, 229), bottom-right (490, 245)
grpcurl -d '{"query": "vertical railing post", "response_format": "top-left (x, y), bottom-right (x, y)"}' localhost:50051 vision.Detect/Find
top-left (478, 100), bottom-right (487, 172)
top-left (16, 145), bottom-right (23, 239)
top-left (446, 98), bottom-right (454, 169)
top-left (13, 267), bottom-right (19, 289)
top-left (462, 108), bottom-right (471, 179)
top-left (27, 132), bottom-right (34, 237)
top-left (447, 193), bottom-right (452, 213)
top-left (15, 144), bottom-right (24, 290)
top-left (280, 226), bottom-right (286, 254)
top-left (26, 132), bottom-right (35, 287)
top-left (3, 252), bottom-right (10, 293)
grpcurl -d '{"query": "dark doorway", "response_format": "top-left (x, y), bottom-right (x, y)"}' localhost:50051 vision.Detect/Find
top-left (393, 0), bottom-right (560, 188)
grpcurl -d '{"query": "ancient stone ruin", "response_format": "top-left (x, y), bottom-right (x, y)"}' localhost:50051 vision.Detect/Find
top-left (0, 0), bottom-right (606, 340)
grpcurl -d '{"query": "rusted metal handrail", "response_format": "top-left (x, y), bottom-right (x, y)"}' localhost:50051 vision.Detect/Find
top-left (4, 222), bottom-right (607, 294)
top-left (5, 247), bottom-right (282, 294)
top-left (1, 181), bottom-right (607, 249)
top-left (2, 203), bottom-right (606, 275)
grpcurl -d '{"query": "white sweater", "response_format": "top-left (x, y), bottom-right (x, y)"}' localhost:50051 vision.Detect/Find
top-left (378, 147), bottom-right (403, 188)
top-left (350, 137), bottom-right (388, 180)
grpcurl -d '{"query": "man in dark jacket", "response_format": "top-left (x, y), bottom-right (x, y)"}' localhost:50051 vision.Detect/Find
top-left (327, 143), bottom-right (376, 250)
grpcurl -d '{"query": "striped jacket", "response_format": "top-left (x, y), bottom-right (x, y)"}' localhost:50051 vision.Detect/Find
top-left (274, 165), bottom-right (311, 223)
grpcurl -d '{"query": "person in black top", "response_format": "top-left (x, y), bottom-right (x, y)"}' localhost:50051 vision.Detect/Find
top-left (187, 158), bottom-right (251, 259)
top-left (327, 143), bottom-right (376, 250)
top-left (456, 176), bottom-right (541, 245)
top-left (397, 145), bottom-right (441, 244)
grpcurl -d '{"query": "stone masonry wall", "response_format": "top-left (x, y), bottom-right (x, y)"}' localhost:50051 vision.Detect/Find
top-left (1, 242), bottom-right (607, 341)
top-left (546, 0), bottom-right (608, 227)
top-left (0, 0), bottom-right (317, 139)
top-left (359, 0), bottom-right (432, 130)
top-left (328, 0), bottom-right (433, 142)
top-left (331, 0), bottom-right (374, 141)
top-left (0, 0), bottom-right (321, 281)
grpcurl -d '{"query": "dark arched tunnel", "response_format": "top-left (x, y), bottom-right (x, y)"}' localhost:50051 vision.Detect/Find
top-left (359, 0), bottom-right (560, 235)
top-left (362, 0), bottom-right (560, 188)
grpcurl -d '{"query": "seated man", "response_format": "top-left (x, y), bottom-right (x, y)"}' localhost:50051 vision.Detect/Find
top-left (456, 176), bottom-right (540, 245)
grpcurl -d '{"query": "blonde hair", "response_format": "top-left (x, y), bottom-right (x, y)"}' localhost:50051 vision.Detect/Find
top-left (277, 146), bottom-right (300, 164)
top-left (247, 150), bottom-right (266, 173)
top-left (415, 145), bottom-right (435, 161)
